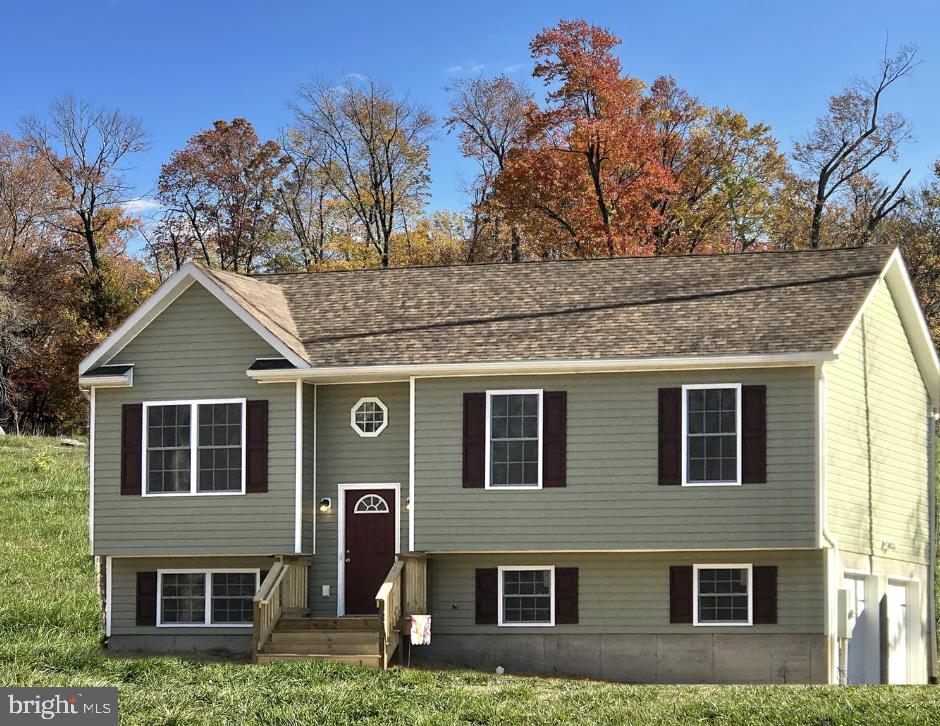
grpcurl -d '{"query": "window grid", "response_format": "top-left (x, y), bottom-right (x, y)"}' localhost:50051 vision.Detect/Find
top-left (159, 573), bottom-right (206, 624)
top-left (210, 572), bottom-right (256, 624)
top-left (685, 386), bottom-right (739, 484)
top-left (351, 398), bottom-right (388, 437)
top-left (488, 392), bottom-right (540, 488)
top-left (143, 400), bottom-right (245, 496)
top-left (158, 570), bottom-right (258, 626)
top-left (197, 403), bottom-right (242, 492)
top-left (146, 404), bottom-right (191, 493)
top-left (500, 568), bottom-right (553, 626)
top-left (695, 566), bottom-right (750, 625)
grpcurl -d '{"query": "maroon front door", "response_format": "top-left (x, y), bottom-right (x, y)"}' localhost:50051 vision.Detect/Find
top-left (344, 489), bottom-right (396, 614)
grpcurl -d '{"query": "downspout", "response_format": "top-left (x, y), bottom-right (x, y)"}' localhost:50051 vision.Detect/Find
top-left (929, 406), bottom-right (938, 683)
top-left (817, 363), bottom-right (841, 683)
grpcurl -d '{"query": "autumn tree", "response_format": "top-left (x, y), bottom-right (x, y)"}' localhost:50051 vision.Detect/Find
top-left (0, 133), bottom-right (56, 256)
top-left (794, 45), bottom-right (918, 248)
top-left (644, 76), bottom-right (787, 253)
top-left (445, 76), bottom-right (532, 261)
top-left (290, 77), bottom-right (434, 267)
top-left (19, 95), bottom-right (148, 326)
top-left (493, 20), bottom-right (675, 257)
top-left (156, 118), bottom-right (285, 273)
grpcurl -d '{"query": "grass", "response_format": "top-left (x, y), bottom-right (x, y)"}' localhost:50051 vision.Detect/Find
top-left (1, 436), bottom-right (939, 724)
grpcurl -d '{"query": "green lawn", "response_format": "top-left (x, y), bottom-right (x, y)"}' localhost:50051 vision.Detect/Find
top-left (1, 436), bottom-right (939, 725)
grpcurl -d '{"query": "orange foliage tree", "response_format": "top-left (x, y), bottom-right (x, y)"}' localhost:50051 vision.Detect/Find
top-left (494, 20), bottom-right (676, 257)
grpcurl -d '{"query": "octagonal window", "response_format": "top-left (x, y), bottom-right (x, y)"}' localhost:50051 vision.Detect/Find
top-left (351, 397), bottom-right (388, 437)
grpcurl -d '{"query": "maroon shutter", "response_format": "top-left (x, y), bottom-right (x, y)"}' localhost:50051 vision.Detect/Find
top-left (658, 388), bottom-right (682, 485)
top-left (742, 385), bottom-right (767, 484)
top-left (121, 403), bottom-right (143, 495)
top-left (245, 400), bottom-right (268, 493)
top-left (555, 567), bottom-right (579, 624)
top-left (136, 571), bottom-right (157, 626)
top-left (463, 393), bottom-right (486, 488)
top-left (543, 391), bottom-right (567, 487)
top-left (669, 565), bottom-right (693, 623)
top-left (753, 565), bottom-right (778, 624)
top-left (475, 568), bottom-right (498, 624)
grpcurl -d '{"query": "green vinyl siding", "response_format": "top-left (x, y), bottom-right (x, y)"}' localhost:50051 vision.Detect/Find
top-left (93, 283), bottom-right (298, 556)
top-left (310, 382), bottom-right (410, 616)
top-left (109, 556), bottom-right (273, 636)
top-left (413, 368), bottom-right (817, 552)
top-left (826, 279), bottom-right (931, 564)
top-left (429, 550), bottom-right (824, 635)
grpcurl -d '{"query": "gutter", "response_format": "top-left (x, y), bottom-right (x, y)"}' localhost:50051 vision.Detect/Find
top-left (247, 351), bottom-right (837, 384)
top-left (929, 407), bottom-right (938, 682)
top-left (816, 363), bottom-right (841, 684)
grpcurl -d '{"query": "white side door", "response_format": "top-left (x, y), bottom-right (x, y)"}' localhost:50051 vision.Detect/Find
top-left (887, 582), bottom-right (908, 684)
top-left (843, 575), bottom-right (870, 684)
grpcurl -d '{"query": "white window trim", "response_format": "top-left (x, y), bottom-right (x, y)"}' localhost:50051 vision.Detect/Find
top-left (350, 396), bottom-right (388, 438)
top-left (156, 568), bottom-right (260, 628)
top-left (484, 389), bottom-right (543, 490)
top-left (681, 383), bottom-right (743, 487)
top-left (142, 398), bottom-right (247, 497)
top-left (692, 563), bottom-right (753, 627)
top-left (498, 565), bottom-right (555, 627)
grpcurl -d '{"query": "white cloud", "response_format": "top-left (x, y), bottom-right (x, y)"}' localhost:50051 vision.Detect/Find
top-left (122, 198), bottom-right (162, 215)
top-left (344, 72), bottom-right (367, 82)
top-left (502, 63), bottom-right (524, 73)
top-left (446, 60), bottom-right (485, 75)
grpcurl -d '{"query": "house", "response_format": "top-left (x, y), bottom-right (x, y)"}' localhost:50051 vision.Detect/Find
top-left (78, 245), bottom-right (938, 684)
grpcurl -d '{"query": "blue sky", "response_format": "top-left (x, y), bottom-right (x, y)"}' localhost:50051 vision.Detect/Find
top-left (2, 0), bottom-right (938, 220)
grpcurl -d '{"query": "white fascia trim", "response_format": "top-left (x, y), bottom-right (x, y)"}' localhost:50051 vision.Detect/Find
top-left (294, 380), bottom-right (303, 554)
top-left (79, 368), bottom-right (133, 389)
top-left (247, 352), bottom-right (835, 384)
top-left (79, 262), bottom-right (309, 375)
top-left (835, 247), bottom-right (940, 399)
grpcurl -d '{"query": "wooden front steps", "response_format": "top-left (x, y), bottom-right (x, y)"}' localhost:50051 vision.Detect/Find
top-left (254, 616), bottom-right (384, 667)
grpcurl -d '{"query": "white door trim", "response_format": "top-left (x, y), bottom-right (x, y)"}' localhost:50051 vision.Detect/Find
top-left (336, 482), bottom-right (401, 617)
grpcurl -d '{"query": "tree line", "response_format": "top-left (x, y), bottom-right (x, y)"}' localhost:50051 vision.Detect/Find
top-left (0, 19), bottom-right (937, 433)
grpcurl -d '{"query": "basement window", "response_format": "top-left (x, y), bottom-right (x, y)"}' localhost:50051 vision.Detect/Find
top-left (498, 566), bottom-right (554, 626)
top-left (157, 569), bottom-right (259, 627)
top-left (693, 564), bottom-right (752, 626)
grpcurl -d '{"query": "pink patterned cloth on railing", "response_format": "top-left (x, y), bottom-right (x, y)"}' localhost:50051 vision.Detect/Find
top-left (410, 614), bottom-right (431, 645)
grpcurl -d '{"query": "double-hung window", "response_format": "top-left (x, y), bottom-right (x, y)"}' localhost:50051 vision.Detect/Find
top-left (682, 384), bottom-right (742, 486)
top-left (693, 564), bottom-right (752, 626)
top-left (486, 390), bottom-right (542, 488)
top-left (498, 566), bottom-right (554, 626)
top-left (144, 399), bottom-right (246, 495)
top-left (157, 569), bottom-right (259, 627)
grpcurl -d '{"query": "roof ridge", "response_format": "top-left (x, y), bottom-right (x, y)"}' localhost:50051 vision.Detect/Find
top-left (246, 243), bottom-right (894, 279)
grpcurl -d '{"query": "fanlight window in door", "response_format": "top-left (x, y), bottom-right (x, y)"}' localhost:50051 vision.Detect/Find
top-left (354, 494), bottom-right (389, 514)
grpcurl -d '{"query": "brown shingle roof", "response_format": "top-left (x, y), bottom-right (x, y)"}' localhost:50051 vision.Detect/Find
top-left (201, 245), bottom-right (895, 368)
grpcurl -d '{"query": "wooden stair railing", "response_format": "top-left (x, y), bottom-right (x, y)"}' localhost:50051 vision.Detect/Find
top-left (375, 553), bottom-right (428, 668)
top-left (253, 558), bottom-right (310, 658)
